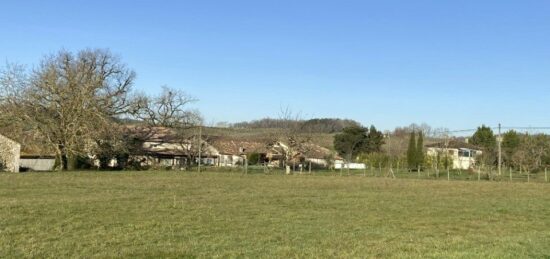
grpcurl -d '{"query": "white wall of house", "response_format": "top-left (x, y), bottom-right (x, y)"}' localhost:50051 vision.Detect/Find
top-left (334, 160), bottom-right (366, 169)
top-left (306, 158), bottom-right (328, 167)
top-left (427, 147), bottom-right (481, 170)
top-left (218, 154), bottom-right (244, 167)
top-left (454, 156), bottom-right (475, 170)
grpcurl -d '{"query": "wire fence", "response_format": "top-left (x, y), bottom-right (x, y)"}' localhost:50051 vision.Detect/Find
top-left (195, 165), bottom-right (550, 183)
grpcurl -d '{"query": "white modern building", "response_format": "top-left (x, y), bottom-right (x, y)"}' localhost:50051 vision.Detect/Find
top-left (426, 140), bottom-right (482, 170)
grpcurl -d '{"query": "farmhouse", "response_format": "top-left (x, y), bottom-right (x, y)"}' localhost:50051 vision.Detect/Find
top-left (265, 141), bottom-right (343, 169)
top-left (126, 126), bottom-right (218, 169)
top-left (126, 126), bottom-right (339, 169)
top-left (209, 138), bottom-right (273, 167)
top-left (301, 143), bottom-right (343, 169)
top-left (426, 140), bottom-right (482, 170)
top-left (0, 133), bottom-right (21, 172)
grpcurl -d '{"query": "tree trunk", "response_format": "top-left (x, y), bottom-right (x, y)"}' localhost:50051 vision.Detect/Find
top-left (56, 154), bottom-right (64, 172)
top-left (66, 153), bottom-right (77, 171)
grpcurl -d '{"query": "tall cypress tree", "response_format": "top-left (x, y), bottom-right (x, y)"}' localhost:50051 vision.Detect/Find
top-left (407, 131), bottom-right (417, 170)
top-left (416, 132), bottom-right (424, 170)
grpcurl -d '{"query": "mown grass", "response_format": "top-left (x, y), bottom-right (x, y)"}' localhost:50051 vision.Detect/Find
top-left (1, 171), bottom-right (549, 258)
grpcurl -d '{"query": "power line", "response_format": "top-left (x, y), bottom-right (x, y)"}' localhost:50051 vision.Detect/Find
top-left (443, 126), bottom-right (550, 135)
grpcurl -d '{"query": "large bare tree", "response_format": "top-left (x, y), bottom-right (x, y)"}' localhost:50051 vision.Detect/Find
top-left (0, 49), bottom-right (136, 170)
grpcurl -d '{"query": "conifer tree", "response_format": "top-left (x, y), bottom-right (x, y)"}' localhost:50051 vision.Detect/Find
top-left (407, 131), bottom-right (417, 170)
top-left (416, 132), bottom-right (424, 170)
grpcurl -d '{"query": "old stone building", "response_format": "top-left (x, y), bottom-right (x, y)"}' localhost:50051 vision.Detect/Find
top-left (0, 134), bottom-right (20, 172)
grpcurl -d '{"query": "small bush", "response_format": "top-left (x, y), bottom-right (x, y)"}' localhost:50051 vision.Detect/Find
top-left (248, 153), bottom-right (261, 165)
top-left (75, 156), bottom-right (94, 169)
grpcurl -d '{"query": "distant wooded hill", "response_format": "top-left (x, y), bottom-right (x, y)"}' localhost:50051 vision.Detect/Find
top-left (231, 118), bottom-right (361, 133)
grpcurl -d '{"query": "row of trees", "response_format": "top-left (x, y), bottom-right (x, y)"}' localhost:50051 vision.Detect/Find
top-left (333, 125), bottom-right (384, 163)
top-left (233, 118), bottom-right (362, 133)
top-left (471, 125), bottom-right (550, 172)
top-left (333, 123), bottom-right (550, 174)
top-left (333, 125), bottom-right (431, 171)
top-left (0, 48), bottom-right (201, 171)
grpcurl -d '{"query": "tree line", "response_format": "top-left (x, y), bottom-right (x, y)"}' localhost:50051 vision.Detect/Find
top-left (471, 125), bottom-right (550, 173)
top-left (333, 123), bottom-right (550, 174)
top-left (232, 118), bottom-right (361, 133)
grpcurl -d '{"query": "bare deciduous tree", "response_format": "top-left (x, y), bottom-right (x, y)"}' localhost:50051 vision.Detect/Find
top-left (266, 106), bottom-right (312, 172)
top-left (1, 49), bottom-right (136, 171)
top-left (130, 86), bottom-right (203, 168)
top-left (0, 63), bottom-right (28, 142)
top-left (131, 86), bottom-right (201, 128)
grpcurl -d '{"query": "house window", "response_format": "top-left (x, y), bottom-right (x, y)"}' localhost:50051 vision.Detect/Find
top-left (458, 150), bottom-right (471, 157)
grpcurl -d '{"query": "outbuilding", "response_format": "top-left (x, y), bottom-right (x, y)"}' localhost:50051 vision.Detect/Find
top-left (19, 154), bottom-right (56, 171)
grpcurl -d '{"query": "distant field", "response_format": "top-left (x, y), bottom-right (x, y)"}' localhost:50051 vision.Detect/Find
top-left (1, 172), bottom-right (549, 258)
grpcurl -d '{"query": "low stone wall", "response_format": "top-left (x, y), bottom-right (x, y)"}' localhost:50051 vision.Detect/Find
top-left (0, 134), bottom-right (20, 172)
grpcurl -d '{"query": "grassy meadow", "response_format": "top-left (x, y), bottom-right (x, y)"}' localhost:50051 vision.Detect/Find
top-left (1, 171), bottom-right (549, 258)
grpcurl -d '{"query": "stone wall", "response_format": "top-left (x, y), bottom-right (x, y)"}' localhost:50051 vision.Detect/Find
top-left (0, 134), bottom-right (20, 172)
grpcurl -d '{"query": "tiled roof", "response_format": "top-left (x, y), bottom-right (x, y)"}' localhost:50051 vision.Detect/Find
top-left (209, 137), bottom-right (271, 155)
top-left (301, 143), bottom-right (340, 159)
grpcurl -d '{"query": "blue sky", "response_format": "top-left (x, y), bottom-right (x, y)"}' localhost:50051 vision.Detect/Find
top-left (1, 1), bottom-right (549, 131)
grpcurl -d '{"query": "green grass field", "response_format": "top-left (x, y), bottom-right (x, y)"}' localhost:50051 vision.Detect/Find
top-left (1, 172), bottom-right (549, 258)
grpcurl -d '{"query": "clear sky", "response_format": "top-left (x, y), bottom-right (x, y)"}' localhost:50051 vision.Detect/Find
top-left (1, 0), bottom-right (549, 131)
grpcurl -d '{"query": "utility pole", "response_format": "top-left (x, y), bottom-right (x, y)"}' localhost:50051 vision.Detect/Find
top-left (498, 123), bottom-right (502, 176)
top-left (198, 125), bottom-right (202, 173)
top-left (386, 131), bottom-right (391, 177)
top-left (444, 132), bottom-right (449, 179)
top-left (386, 132), bottom-right (396, 178)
